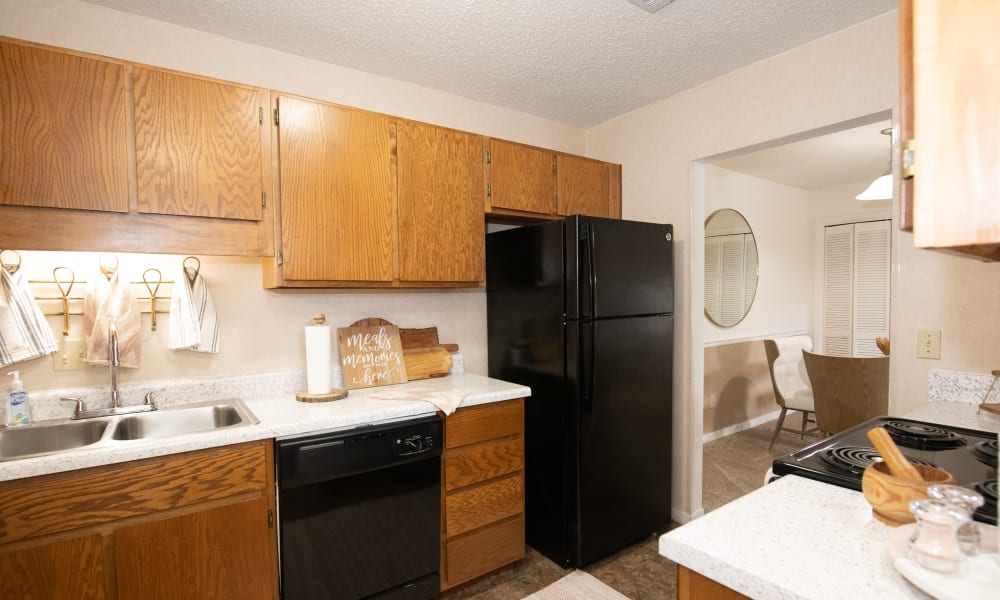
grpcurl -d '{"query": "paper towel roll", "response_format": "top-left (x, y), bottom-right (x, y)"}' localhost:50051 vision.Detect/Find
top-left (305, 324), bottom-right (331, 394)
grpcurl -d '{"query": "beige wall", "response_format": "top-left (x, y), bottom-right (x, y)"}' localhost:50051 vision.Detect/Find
top-left (586, 12), bottom-right (899, 521)
top-left (704, 165), bottom-right (812, 344)
top-left (703, 342), bottom-right (774, 434)
top-left (0, 0), bottom-right (588, 392)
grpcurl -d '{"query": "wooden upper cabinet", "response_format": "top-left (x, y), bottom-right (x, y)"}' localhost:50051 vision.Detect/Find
top-left (276, 95), bottom-right (395, 281)
top-left (397, 121), bottom-right (484, 283)
top-left (0, 41), bottom-right (128, 212)
top-left (487, 139), bottom-right (555, 214)
top-left (133, 67), bottom-right (265, 221)
top-left (903, 0), bottom-right (1000, 260)
top-left (557, 155), bottom-right (613, 218)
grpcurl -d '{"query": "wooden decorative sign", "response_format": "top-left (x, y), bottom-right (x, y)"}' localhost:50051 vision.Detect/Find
top-left (337, 321), bottom-right (408, 389)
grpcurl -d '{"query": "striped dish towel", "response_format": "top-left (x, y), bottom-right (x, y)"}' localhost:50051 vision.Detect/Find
top-left (0, 269), bottom-right (58, 367)
top-left (168, 267), bottom-right (220, 353)
top-left (84, 271), bottom-right (141, 367)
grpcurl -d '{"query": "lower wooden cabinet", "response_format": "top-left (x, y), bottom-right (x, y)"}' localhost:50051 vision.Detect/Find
top-left (441, 399), bottom-right (526, 591)
top-left (0, 441), bottom-right (278, 600)
top-left (677, 565), bottom-right (750, 600)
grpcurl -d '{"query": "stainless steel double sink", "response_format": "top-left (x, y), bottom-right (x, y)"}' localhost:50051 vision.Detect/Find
top-left (0, 399), bottom-right (259, 462)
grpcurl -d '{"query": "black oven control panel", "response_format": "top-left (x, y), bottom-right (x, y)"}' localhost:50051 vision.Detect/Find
top-left (396, 433), bottom-right (436, 456)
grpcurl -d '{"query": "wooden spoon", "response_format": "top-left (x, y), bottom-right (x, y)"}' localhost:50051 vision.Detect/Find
top-left (867, 427), bottom-right (923, 481)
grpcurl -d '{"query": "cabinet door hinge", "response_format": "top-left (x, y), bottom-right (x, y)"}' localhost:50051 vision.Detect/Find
top-left (261, 191), bottom-right (266, 209)
top-left (273, 107), bottom-right (280, 127)
top-left (901, 139), bottom-right (915, 179)
top-left (277, 250), bottom-right (284, 266)
top-left (267, 508), bottom-right (274, 528)
top-left (259, 106), bottom-right (264, 125)
top-left (486, 182), bottom-right (492, 197)
top-left (485, 149), bottom-right (491, 164)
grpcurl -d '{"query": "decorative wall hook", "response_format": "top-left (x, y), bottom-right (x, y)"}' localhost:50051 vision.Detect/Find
top-left (53, 266), bottom-right (76, 336)
top-left (0, 249), bottom-right (21, 275)
top-left (99, 254), bottom-right (119, 281)
top-left (183, 256), bottom-right (201, 287)
top-left (142, 268), bottom-right (163, 331)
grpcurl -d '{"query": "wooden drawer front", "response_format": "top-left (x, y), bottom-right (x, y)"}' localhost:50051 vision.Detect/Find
top-left (446, 399), bottom-right (524, 449)
top-left (446, 475), bottom-right (523, 538)
top-left (445, 517), bottom-right (525, 587)
top-left (444, 437), bottom-right (523, 492)
top-left (0, 441), bottom-right (267, 544)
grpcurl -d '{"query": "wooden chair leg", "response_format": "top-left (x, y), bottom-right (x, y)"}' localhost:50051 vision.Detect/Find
top-left (768, 407), bottom-right (788, 450)
top-left (800, 411), bottom-right (808, 439)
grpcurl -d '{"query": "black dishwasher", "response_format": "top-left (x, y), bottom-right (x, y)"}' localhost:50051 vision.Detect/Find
top-left (276, 414), bottom-right (442, 600)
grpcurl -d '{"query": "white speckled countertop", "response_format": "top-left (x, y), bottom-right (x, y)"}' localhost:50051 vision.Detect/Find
top-left (660, 402), bottom-right (999, 600)
top-left (0, 372), bottom-right (529, 483)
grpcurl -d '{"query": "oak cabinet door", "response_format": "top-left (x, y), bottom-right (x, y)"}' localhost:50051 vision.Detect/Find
top-left (0, 535), bottom-right (108, 600)
top-left (0, 41), bottom-right (128, 212)
top-left (397, 121), bottom-right (484, 283)
top-left (276, 95), bottom-right (395, 281)
top-left (557, 155), bottom-right (611, 218)
top-left (905, 0), bottom-right (1000, 260)
top-left (488, 139), bottom-right (555, 214)
top-left (133, 67), bottom-right (265, 221)
top-left (114, 497), bottom-right (277, 600)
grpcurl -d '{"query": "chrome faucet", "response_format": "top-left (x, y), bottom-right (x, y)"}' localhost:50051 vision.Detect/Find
top-left (60, 323), bottom-right (156, 420)
top-left (109, 323), bottom-right (121, 409)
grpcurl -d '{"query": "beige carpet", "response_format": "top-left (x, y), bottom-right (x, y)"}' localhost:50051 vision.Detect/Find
top-left (523, 570), bottom-right (631, 600)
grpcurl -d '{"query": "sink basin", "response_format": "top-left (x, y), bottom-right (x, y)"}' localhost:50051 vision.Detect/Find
top-left (0, 419), bottom-right (111, 461)
top-left (110, 399), bottom-right (257, 441)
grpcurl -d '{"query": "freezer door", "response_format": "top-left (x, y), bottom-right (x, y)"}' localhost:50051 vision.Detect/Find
top-left (573, 315), bottom-right (672, 566)
top-left (566, 216), bottom-right (673, 319)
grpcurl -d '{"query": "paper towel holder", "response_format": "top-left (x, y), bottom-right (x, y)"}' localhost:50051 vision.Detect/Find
top-left (297, 313), bottom-right (348, 403)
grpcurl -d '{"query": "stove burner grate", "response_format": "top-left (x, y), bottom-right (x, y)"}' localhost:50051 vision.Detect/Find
top-left (819, 446), bottom-right (934, 476)
top-left (975, 479), bottom-right (998, 504)
top-left (883, 420), bottom-right (967, 450)
top-left (971, 440), bottom-right (999, 468)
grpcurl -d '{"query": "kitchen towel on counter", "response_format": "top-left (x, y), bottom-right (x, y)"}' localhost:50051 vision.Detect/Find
top-left (0, 269), bottom-right (57, 367)
top-left (168, 267), bottom-right (220, 353)
top-left (368, 386), bottom-right (470, 416)
top-left (84, 271), bottom-right (141, 367)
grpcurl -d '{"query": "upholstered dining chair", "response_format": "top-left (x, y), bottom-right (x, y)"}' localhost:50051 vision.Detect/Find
top-left (802, 351), bottom-right (890, 436)
top-left (763, 336), bottom-right (819, 450)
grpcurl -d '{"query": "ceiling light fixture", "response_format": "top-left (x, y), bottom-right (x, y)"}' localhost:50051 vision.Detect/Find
top-left (856, 127), bottom-right (894, 201)
top-left (625, 0), bottom-right (676, 14)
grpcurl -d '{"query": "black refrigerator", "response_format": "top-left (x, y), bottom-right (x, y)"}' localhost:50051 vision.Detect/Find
top-left (486, 215), bottom-right (673, 568)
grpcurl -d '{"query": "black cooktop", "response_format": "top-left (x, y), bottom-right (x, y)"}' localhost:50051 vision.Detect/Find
top-left (772, 416), bottom-right (997, 525)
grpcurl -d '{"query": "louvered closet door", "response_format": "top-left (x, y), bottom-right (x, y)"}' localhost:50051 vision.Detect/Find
top-left (851, 221), bottom-right (890, 357)
top-left (704, 237), bottom-right (722, 323)
top-left (821, 220), bottom-right (890, 357)
top-left (719, 234), bottom-right (746, 326)
top-left (823, 224), bottom-right (854, 356)
top-left (744, 234), bottom-right (758, 314)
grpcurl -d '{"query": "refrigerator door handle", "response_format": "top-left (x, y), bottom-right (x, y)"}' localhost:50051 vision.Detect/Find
top-left (581, 321), bottom-right (595, 414)
top-left (586, 224), bottom-right (597, 319)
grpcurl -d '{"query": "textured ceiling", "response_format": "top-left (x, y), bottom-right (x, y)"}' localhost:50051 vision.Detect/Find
top-left (82, 0), bottom-right (896, 127)
top-left (713, 120), bottom-right (892, 190)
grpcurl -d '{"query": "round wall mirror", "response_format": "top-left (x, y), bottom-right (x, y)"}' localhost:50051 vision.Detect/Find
top-left (704, 209), bottom-right (758, 327)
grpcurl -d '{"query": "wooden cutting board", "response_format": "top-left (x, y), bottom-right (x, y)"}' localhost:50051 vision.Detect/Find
top-left (350, 319), bottom-right (454, 380)
top-left (400, 326), bottom-right (459, 352)
top-left (403, 346), bottom-right (453, 380)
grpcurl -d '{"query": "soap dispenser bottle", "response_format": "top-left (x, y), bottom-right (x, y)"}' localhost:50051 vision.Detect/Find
top-left (6, 370), bottom-right (31, 426)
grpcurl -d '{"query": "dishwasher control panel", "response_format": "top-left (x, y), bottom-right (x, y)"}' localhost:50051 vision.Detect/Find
top-left (395, 433), bottom-right (436, 456)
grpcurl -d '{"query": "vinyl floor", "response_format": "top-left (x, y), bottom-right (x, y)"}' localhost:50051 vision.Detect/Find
top-left (441, 418), bottom-right (811, 600)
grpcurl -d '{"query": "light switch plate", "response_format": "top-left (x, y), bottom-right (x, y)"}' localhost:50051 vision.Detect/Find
top-left (54, 339), bottom-right (86, 371)
top-left (916, 328), bottom-right (941, 359)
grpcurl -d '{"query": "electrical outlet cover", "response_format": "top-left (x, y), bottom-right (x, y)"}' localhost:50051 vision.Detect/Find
top-left (54, 339), bottom-right (86, 371)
